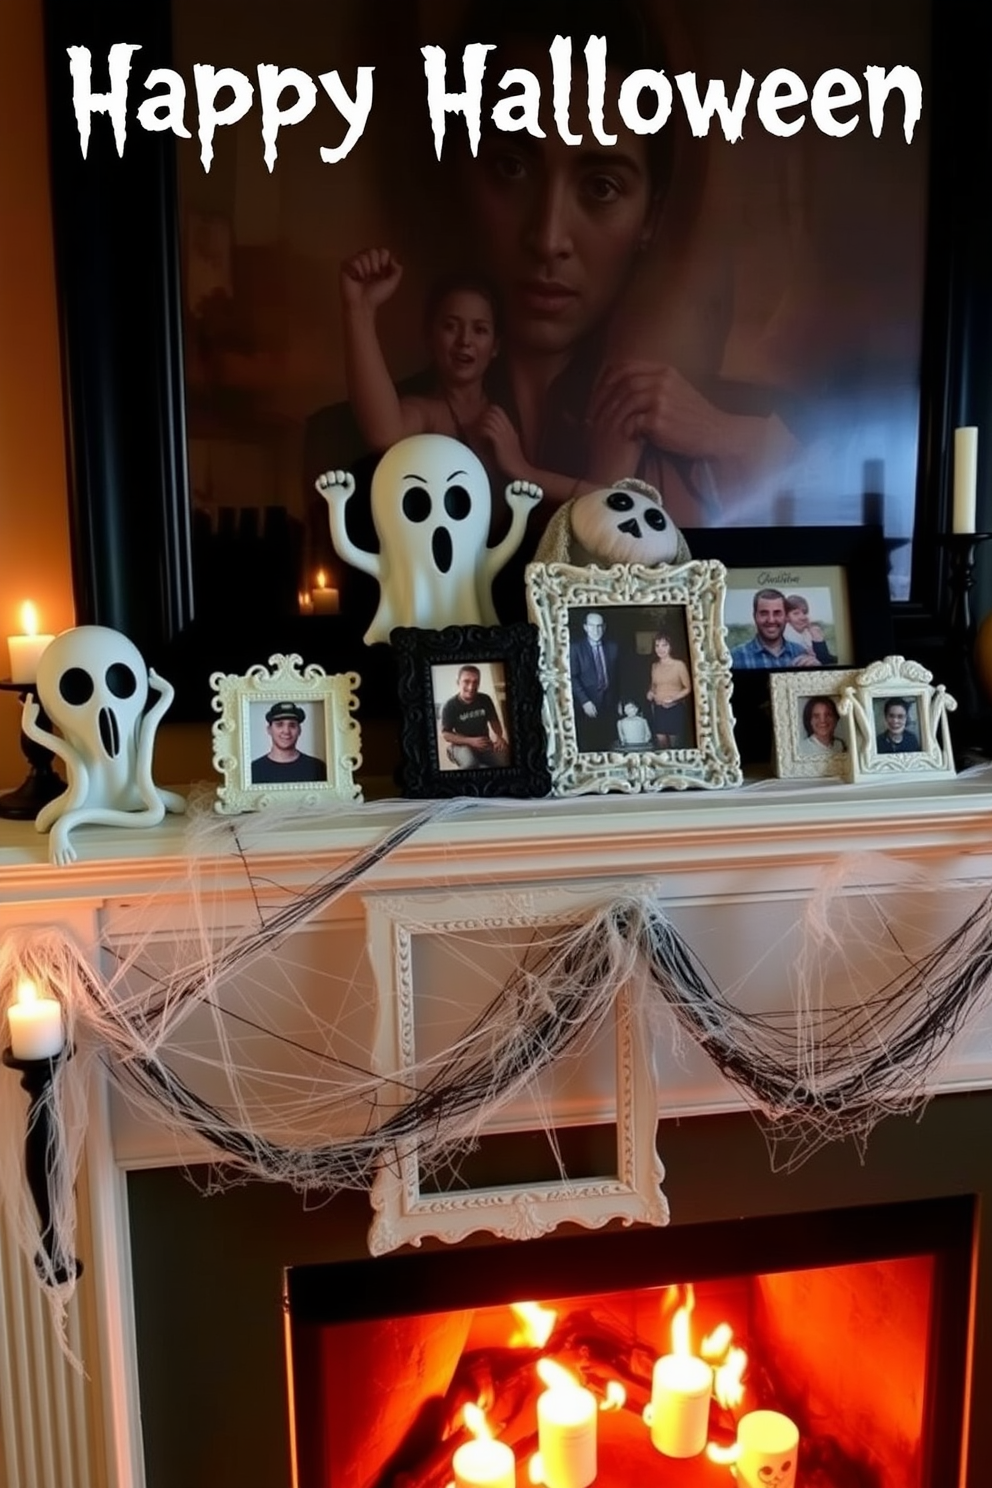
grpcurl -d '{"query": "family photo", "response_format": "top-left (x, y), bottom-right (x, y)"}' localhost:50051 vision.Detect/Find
top-left (723, 569), bottom-right (853, 672)
top-left (567, 604), bottom-right (696, 753)
top-left (174, 0), bottom-right (930, 637)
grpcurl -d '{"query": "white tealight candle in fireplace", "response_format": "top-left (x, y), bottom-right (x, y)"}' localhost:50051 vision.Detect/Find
top-left (646, 1352), bottom-right (712, 1458)
top-left (735, 1409), bottom-right (799, 1488)
top-left (7, 977), bottom-right (65, 1061)
top-left (452, 1404), bottom-right (515, 1488)
top-left (536, 1360), bottom-right (597, 1488)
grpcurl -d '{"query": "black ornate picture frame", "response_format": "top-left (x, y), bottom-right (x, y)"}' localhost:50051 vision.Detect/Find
top-left (392, 623), bottom-right (550, 799)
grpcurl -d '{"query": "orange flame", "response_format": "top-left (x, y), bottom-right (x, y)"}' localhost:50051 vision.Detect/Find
top-left (462, 1403), bottom-right (492, 1441)
top-left (528, 1452), bottom-right (544, 1484)
top-left (537, 1358), bottom-right (580, 1392)
top-left (315, 569), bottom-right (328, 589)
top-left (701, 1322), bottom-right (732, 1359)
top-left (19, 602), bottom-right (38, 637)
top-left (713, 1345), bottom-right (748, 1410)
top-left (599, 1381), bottom-right (626, 1412)
top-left (509, 1301), bottom-right (557, 1349)
top-left (706, 1441), bottom-right (741, 1466)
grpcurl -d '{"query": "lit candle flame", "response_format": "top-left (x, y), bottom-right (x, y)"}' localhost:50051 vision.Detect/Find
top-left (509, 1301), bottom-right (557, 1348)
top-left (19, 602), bottom-right (38, 637)
top-left (536, 1358), bottom-right (580, 1392)
top-left (316, 569), bottom-right (328, 590)
top-left (16, 978), bottom-right (39, 1007)
top-left (463, 1403), bottom-right (492, 1441)
top-left (599, 1381), bottom-right (626, 1412)
top-left (706, 1441), bottom-right (741, 1466)
top-left (701, 1322), bottom-right (732, 1359)
top-left (713, 1345), bottom-right (748, 1410)
top-left (527, 1452), bottom-right (544, 1484)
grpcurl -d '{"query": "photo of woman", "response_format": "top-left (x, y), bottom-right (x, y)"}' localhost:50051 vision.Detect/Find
top-left (646, 630), bottom-right (694, 748)
top-left (797, 695), bottom-right (848, 758)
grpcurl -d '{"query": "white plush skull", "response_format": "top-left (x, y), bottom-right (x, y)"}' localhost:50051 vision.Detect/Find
top-left (736, 1411), bottom-right (798, 1488)
top-left (570, 478), bottom-right (687, 565)
top-left (36, 626), bottom-right (150, 808)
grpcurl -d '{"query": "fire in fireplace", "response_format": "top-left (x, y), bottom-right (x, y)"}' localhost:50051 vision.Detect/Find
top-left (283, 1195), bottom-right (973, 1488)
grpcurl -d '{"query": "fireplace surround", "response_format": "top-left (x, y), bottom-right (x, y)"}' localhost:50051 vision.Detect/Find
top-left (5, 778), bottom-right (992, 1487)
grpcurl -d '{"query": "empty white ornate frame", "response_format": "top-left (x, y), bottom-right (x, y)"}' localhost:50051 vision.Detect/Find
top-left (525, 560), bottom-right (742, 796)
top-left (837, 655), bottom-right (957, 783)
top-left (365, 884), bottom-right (668, 1255)
top-left (769, 668), bottom-right (860, 780)
top-left (210, 652), bottom-right (362, 813)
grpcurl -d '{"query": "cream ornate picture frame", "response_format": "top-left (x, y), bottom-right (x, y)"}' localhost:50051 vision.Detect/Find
top-left (365, 885), bottom-right (668, 1255)
top-left (210, 652), bottom-right (362, 813)
top-left (837, 656), bottom-right (957, 783)
top-left (525, 561), bottom-right (741, 796)
top-left (769, 668), bottom-right (860, 780)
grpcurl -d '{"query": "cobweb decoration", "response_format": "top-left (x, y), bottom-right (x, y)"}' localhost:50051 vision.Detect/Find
top-left (5, 794), bottom-right (992, 1353)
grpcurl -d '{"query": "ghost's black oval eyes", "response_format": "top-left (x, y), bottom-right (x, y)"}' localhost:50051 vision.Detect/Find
top-left (444, 485), bottom-right (471, 520)
top-left (107, 663), bottom-right (137, 698)
top-left (402, 485), bottom-right (432, 522)
top-left (644, 508), bottom-right (667, 531)
top-left (606, 491), bottom-right (634, 511)
top-left (60, 667), bottom-right (94, 706)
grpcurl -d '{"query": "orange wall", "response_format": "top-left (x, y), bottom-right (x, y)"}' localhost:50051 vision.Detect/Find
top-left (0, 0), bottom-right (74, 787)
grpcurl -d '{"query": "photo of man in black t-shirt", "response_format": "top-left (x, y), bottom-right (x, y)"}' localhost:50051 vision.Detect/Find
top-left (438, 666), bottom-right (510, 769)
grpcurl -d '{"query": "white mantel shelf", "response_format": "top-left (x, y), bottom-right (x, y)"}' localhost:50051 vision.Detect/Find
top-left (2, 769), bottom-right (992, 903)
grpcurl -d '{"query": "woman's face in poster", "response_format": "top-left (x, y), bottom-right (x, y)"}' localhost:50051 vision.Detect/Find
top-left (460, 45), bottom-right (657, 357)
top-left (428, 288), bottom-right (499, 386)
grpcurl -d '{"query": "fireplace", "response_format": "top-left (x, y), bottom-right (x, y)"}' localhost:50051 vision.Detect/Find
top-left (283, 1197), bottom-right (973, 1488)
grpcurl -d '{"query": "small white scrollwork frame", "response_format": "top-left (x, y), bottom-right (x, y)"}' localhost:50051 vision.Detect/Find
top-left (210, 652), bottom-right (362, 813)
top-left (365, 885), bottom-right (668, 1255)
top-left (837, 655), bottom-right (957, 783)
top-left (769, 668), bottom-right (860, 780)
top-left (525, 561), bottom-right (742, 796)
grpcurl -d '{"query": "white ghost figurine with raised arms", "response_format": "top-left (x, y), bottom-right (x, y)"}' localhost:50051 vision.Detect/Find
top-left (21, 625), bottom-right (186, 866)
top-left (316, 433), bottom-right (542, 644)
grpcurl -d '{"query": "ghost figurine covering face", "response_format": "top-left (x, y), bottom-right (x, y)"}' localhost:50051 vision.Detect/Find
top-left (20, 625), bottom-right (185, 866)
top-left (316, 433), bottom-right (542, 645)
top-left (534, 478), bottom-right (691, 568)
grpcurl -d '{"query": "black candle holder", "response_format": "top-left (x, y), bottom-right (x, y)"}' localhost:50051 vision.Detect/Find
top-left (2, 1044), bottom-right (82, 1285)
top-left (940, 532), bottom-right (992, 759)
top-left (0, 680), bottom-right (64, 821)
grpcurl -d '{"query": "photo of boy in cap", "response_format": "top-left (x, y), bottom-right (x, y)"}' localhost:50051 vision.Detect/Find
top-left (251, 701), bottom-right (327, 784)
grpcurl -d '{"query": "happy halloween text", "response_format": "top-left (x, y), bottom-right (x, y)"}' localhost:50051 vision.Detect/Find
top-left (68, 41), bottom-right (923, 172)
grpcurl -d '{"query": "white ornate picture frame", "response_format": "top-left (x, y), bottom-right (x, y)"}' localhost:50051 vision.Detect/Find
top-left (769, 668), bottom-right (860, 780)
top-left (837, 656), bottom-right (957, 783)
top-left (525, 561), bottom-right (742, 796)
top-left (365, 886), bottom-right (668, 1255)
top-left (210, 652), bottom-right (362, 813)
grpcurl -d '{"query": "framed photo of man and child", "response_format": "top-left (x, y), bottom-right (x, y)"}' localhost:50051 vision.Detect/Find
top-left (525, 560), bottom-right (742, 795)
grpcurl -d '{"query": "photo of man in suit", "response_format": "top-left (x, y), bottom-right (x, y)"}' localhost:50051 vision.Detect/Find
top-left (569, 610), bottom-right (620, 752)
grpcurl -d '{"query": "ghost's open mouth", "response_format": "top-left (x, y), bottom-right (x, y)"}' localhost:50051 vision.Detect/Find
top-left (99, 706), bottom-right (121, 759)
top-left (432, 527), bottom-right (453, 573)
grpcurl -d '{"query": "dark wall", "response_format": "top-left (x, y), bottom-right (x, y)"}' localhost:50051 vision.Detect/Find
top-left (128, 1090), bottom-right (992, 1488)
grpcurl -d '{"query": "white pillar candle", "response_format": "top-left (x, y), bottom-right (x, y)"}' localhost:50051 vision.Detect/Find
top-left (452, 1436), bottom-right (515, 1488)
top-left (645, 1352), bottom-right (712, 1458)
top-left (953, 426), bottom-right (979, 534)
top-left (6, 602), bottom-right (54, 684)
top-left (7, 978), bottom-right (65, 1060)
top-left (310, 572), bottom-right (340, 614)
top-left (536, 1381), bottom-right (597, 1488)
top-left (736, 1410), bottom-right (799, 1488)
